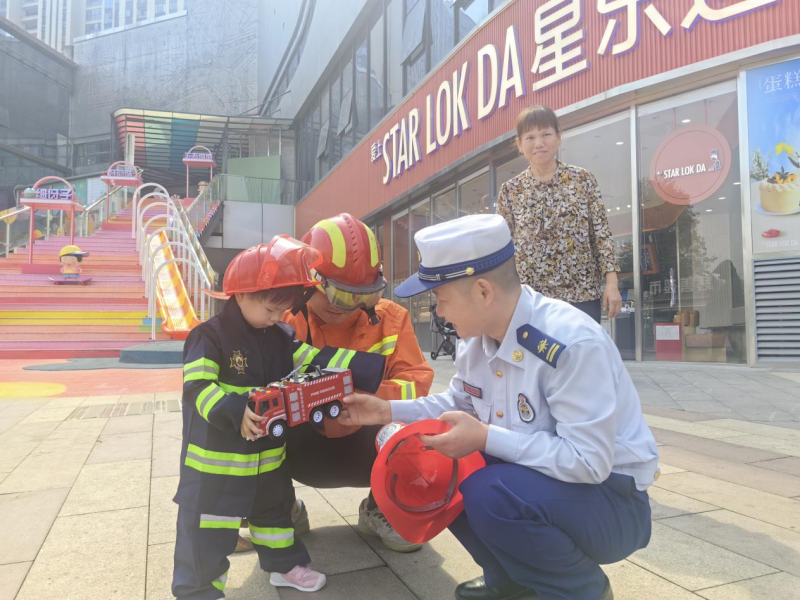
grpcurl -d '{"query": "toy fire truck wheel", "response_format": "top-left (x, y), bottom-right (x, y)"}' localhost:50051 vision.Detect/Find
top-left (310, 408), bottom-right (325, 424)
top-left (269, 420), bottom-right (287, 439)
top-left (326, 401), bottom-right (342, 419)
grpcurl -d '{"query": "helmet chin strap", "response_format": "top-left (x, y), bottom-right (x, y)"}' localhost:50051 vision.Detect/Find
top-left (362, 305), bottom-right (380, 325)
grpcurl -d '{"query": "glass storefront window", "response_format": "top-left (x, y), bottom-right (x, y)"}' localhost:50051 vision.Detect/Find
top-left (331, 75), bottom-right (341, 166)
top-left (637, 83), bottom-right (745, 363)
top-left (409, 199), bottom-right (432, 351)
top-left (355, 37), bottom-right (368, 143)
top-left (457, 0), bottom-right (489, 41)
top-left (561, 114), bottom-right (634, 359)
top-left (391, 211), bottom-right (410, 312)
top-left (369, 13), bottom-right (385, 128)
top-left (458, 169), bottom-right (491, 216)
top-left (434, 186), bottom-right (457, 224)
top-left (406, 50), bottom-right (426, 94)
top-left (431, 0), bottom-right (455, 67)
top-left (341, 60), bottom-right (355, 157)
top-left (495, 155), bottom-right (528, 194)
top-left (387, 0), bottom-right (404, 111)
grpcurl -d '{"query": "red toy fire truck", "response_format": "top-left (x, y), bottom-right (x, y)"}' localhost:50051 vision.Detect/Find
top-left (251, 366), bottom-right (355, 439)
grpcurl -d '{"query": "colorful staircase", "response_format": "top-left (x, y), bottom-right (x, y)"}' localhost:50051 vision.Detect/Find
top-left (0, 203), bottom-right (174, 359)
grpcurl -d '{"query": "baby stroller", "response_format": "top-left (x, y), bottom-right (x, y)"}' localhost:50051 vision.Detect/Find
top-left (430, 303), bottom-right (458, 361)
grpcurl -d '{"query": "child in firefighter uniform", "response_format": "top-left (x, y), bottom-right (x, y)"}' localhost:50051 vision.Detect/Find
top-left (340, 215), bottom-right (659, 600)
top-left (172, 236), bottom-right (386, 599)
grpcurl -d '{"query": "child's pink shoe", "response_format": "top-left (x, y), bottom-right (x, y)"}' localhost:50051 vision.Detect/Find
top-left (269, 564), bottom-right (326, 592)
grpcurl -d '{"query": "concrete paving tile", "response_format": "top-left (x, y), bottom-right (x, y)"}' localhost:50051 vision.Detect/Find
top-left (146, 542), bottom-right (278, 600)
top-left (31, 419), bottom-right (107, 455)
top-left (642, 406), bottom-right (724, 423)
top-left (0, 441), bottom-right (39, 473)
top-left (344, 515), bottom-right (483, 600)
top-left (315, 486), bottom-right (368, 518)
top-left (278, 567), bottom-right (416, 600)
top-left (658, 445), bottom-right (800, 497)
top-left (648, 487), bottom-right (719, 520)
top-left (60, 458), bottom-right (150, 516)
top-left (152, 433), bottom-right (181, 478)
top-left (0, 415), bottom-right (24, 435)
top-left (603, 560), bottom-right (700, 600)
top-left (102, 414), bottom-right (153, 435)
top-left (42, 396), bottom-right (86, 407)
top-left (644, 415), bottom-right (751, 440)
top-left (775, 373), bottom-right (800, 385)
top-left (702, 418), bottom-right (800, 443)
top-left (0, 421), bottom-right (60, 447)
top-left (18, 405), bottom-right (79, 423)
top-left (651, 428), bottom-right (786, 463)
top-left (293, 487), bottom-right (384, 576)
top-left (0, 401), bottom-right (49, 420)
top-left (86, 430), bottom-right (152, 464)
top-left (697, 572), bottom-right (800, 599)
top-left (658, 463), bottom-right (686, 475)
top-left (654, 472), bottom-right (800, 531)
top-left (0, 562), bottom-right (32, 600)
top-left (627, 522), bottom-right (776, 591)
top-left (721, 435), bottom-right (800, 458)
top-left (0, 488), bottom-right (69, 564)
top-left (0, 447), bottom-right (91, 493)
top-left (145, 542), bottom-right (175, 600)
top-left (662, 510), bottom-right (800, 577)
top-left (16, 506), bottom-right (148, 600)
top-left (80, 395), bottom-right (122, 406)
top-left (752, 456), bottom-right (800, 477)
top-left (121, 393), bottom-right (157, 404)
top-left (149, 476), bottom-right (179, 545)
top-left (155, 391), bottom-right (182, 402)
top-left (153, 412), bottom-right (182, 438)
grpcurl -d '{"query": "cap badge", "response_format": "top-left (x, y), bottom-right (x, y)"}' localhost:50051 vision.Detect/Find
top-left (465, 267), bottom-right (475, 276)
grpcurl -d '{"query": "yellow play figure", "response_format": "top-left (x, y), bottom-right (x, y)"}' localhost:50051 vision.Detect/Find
top-left (59, 245), bottom-right (89, 279)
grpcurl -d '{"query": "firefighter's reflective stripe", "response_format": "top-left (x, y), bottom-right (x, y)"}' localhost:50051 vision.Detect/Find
top-left (391, 379), bottom-right (416, 400)
top-left (293, 343), bottom-right (320, 371)
top-left (196, 383), bottom-right (226, 421)
top-left (212, 571), bottom-right (228, 592)
top-left (249, 525), bottom-right (294, 549)
top-left (184, 358), bottom-right (220, 382)
top-left (368, 335), bottom-right (398, 356)
top-left (219, 382), bottom-right (255, 395)
top-left (199, 515), bottom-right (242, 529)
top-left (329, 348), bottom-right (357, 369)
top-left (184, 444), bottom-right (286, 476)
top-left (316, 220), bottom-right (347, 268)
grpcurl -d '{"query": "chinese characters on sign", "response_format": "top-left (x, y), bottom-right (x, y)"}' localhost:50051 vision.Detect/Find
top-left (107, 168), bottom-right (137, 178)
top-left (35, 188), bottom-right (73, 200)
top-left (371, 0), bottom-right (783, 185)
top-left (184, 152), bottom-right (213, 161)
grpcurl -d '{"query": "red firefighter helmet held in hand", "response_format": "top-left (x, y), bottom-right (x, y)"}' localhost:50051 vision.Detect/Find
top-left (371, 420), bottom-right (486, 544)
top-left (206, 235), bottom-right (322, 299)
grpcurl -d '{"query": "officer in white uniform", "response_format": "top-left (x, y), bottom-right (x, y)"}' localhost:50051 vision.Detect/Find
top-left (340, 214), bottom-right (659, 600)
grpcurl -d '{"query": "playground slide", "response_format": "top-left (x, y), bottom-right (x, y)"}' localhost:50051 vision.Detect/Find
top-left (149, 231), bottom-right (201, 340)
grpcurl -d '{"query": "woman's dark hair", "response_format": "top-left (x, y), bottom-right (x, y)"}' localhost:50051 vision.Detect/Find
top-left (244, 285), bottom-right (307, 308)
top-left (516, 105), bottom-right (562, 139)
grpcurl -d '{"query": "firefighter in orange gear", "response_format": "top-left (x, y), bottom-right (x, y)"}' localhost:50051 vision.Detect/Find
top-left (283, 213), bottom-right (434, 553)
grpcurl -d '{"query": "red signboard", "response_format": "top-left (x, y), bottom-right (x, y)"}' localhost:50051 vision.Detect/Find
top-left (295, 0), bottom-right (800, 234)
top-left (649, 126), bottom-right (732, 205)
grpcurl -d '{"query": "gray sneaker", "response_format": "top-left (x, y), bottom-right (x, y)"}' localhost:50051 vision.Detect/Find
top-left (356, 498), bottom-right (422, 553)
top-left (292, 498), bottom-right (310, 536)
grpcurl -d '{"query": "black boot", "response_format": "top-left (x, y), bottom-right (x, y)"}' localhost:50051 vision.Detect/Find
top-left (455, 576), bottom-right (532, 600)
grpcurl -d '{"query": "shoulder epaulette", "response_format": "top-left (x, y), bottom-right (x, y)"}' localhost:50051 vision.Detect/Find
top-left (517, 325), bottom-right (566, 368)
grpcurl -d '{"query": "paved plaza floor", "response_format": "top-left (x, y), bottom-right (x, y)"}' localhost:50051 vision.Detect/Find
top-left (2, 359), bottom-right (800, 599)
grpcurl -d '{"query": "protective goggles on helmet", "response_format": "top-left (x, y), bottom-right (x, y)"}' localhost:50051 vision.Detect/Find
top-left (313, 270), bottom-right (387, 312)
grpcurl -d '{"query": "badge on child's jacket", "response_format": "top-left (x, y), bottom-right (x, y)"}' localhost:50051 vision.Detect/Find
top-left (517, 394), bottom-right (535, 422)
top-left (230, 350), bottom-right (248, 375)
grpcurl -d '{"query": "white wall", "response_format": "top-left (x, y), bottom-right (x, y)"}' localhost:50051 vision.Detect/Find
top-left (221, 201), bottom-right (294, 249)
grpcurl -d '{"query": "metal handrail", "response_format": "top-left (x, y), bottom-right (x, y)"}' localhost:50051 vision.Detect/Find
top-left (135, 193), bottom-right (218, 338)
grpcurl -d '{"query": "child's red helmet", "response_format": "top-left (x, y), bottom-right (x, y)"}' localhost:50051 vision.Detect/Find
top-left (206, 235), bottom-right (322, 299)
top-left (371, 420), bottom-right (486, 544)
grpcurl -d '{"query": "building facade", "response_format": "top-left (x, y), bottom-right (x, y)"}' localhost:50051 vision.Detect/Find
top-left (0, 16), bottom-right (73, 209)
top-left (290, 0), bottom-right (800, 366)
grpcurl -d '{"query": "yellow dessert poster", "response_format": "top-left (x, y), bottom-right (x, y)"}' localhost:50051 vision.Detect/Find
top-left (747, 57), bottom-right (800, 254)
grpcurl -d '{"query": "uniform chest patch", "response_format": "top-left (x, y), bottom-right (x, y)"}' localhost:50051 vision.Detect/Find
top-left (517, 394), bottom-right (535, 422)
top-left (463, 382), bottom-right (483, 399)
top-left (230, 350), bottom-right (248, 375)
top-left (517, 325), bottom-right (566, 368)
